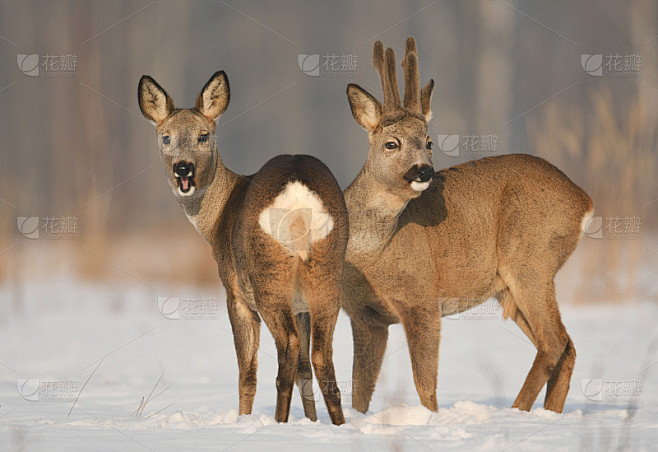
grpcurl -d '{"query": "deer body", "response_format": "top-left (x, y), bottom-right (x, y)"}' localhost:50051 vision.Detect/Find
top-left (344, 39), bottom-right (592, 414)
top-left (139, 72), bottom-right (347, 425)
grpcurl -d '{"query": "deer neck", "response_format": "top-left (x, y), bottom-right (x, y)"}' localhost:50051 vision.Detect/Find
top-left (175, 151), bottom-right (239, 243)
top-left (344, 166), bottom-right (409, 255)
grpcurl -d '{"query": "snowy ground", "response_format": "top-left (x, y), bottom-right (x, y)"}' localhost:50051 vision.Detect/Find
top-left (1, 279), bottom-right (657, 451)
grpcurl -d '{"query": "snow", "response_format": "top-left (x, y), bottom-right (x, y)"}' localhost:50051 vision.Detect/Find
top-left (1, 279), bottom-right (657, 451)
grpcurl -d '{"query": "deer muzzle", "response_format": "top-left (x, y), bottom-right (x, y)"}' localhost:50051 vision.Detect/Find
top-left (404, 164), bottom-right (434, 192)
top-left (173, 161), bottom-right (196, 195)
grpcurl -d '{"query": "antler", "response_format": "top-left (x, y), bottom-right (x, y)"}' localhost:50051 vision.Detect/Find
top-left (373, 37), bottom-right (430, 119)
top-left (401, 37), bottom-right (421, 113)
top-left (373, 40), bottom-right (401, 111)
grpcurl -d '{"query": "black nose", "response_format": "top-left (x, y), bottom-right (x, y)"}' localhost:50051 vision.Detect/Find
top-left (173, 161), bottom-right (194, 177)
top-left (403, 164), bottom-right (435, 183)
top-left (417, 165), bottom-right (434, 182)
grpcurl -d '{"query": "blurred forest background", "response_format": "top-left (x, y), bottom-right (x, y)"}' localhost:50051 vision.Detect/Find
top-left (0, 0), bottom-right (656, 305)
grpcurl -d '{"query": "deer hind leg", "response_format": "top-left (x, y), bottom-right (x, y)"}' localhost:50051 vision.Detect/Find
top-left (545, 336), bottom-right (576, 413)
top-left (253, 273), bottom-right (299, 423)
top-left (401, 306), bottom-right (441, 412)
top-left (226, 290), bottom-right (261, 415)
top-left (500, 288), bottom-right (576, 413)
top-left (500, 272), bottom-right (573, 412)
top-left (350, 317), bottom-right (388, 413)
top-left (301, 268), bottom-right (345, 425)
top-left (294, 311), bottom-right (317, 421)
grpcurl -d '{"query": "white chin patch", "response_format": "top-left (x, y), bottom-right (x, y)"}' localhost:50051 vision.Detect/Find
top-left (177, 185), bottom-right (195, 197)
top-left (410, 180), bottom-right (431, 192)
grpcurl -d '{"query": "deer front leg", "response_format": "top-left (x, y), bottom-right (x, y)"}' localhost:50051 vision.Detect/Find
top-left (226, 291), bottom-right (261, 415)
top-left (351, 318), bottom-right (389, 413)
top-left (400, 306), bottom-right (441, 412)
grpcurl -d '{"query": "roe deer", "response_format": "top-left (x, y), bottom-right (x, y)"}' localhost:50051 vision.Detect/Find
top-left (343, 38), bottom-right (593, 413)
top-left (138, 71), bottom-right (348, 425)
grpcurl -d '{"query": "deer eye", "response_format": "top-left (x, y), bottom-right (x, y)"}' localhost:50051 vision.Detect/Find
top-left (385, 141), bottom-right (398, 150)
top-left (162, 135), bottom-right (171, 145)
top-left (198, 133), bottom-right (210, 143)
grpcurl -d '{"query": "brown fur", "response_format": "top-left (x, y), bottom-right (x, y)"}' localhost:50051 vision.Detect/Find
top-left (138, 72), bottom-right (348, 425)
top-left (344, 38), bottom-right (592, 414)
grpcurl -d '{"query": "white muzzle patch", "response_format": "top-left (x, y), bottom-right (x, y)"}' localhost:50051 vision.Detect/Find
top-left (410, 180), bottom-right (431, 192)
top-left (177, 185), bottom-right (196, 197)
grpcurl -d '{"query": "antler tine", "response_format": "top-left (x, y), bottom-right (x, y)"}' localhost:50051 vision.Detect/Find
top-left (402, 37), bottom-right (421, 112)
top-left (373, 40), bottom-right (385, 74)
top-left (384, 47), bottom-right (401, 110)
top-left (372, 41), bottom-right (390, 108)
top-left (404, 36), bottom-right (417, 56)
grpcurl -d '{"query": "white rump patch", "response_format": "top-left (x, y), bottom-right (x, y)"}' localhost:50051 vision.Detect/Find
top-left (258, 181), bottom-right (334, 260)
top-left (580, 207), bottom-right (595, 240)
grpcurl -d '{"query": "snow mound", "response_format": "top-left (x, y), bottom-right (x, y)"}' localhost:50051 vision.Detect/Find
top-left (360, 401), bottom-right (492, 427)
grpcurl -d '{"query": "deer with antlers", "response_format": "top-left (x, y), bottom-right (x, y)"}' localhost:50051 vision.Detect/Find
top-left (138, 71), bottom-right (348, 424)
top-left (343, 38), bottom-right (593, 413)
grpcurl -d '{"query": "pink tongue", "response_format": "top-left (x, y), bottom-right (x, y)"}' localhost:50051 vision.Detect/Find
top-left (181, 177), bottom-right (189, 190)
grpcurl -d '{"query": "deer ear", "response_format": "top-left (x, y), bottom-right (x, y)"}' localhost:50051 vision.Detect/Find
top-left (195, 71), bottom-right (230, 122)
top-left (421, 79), bottom-right (434, 123)
top-left (138, 75), bottom-right (174, 126)
top-left (347, 84), bottom-right (382, 132)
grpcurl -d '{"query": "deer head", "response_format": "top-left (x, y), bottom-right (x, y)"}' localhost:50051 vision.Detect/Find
top-left (138, 71), bottom-right (230, 198)
top-left (347, 38), bottom-right (434, 199)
